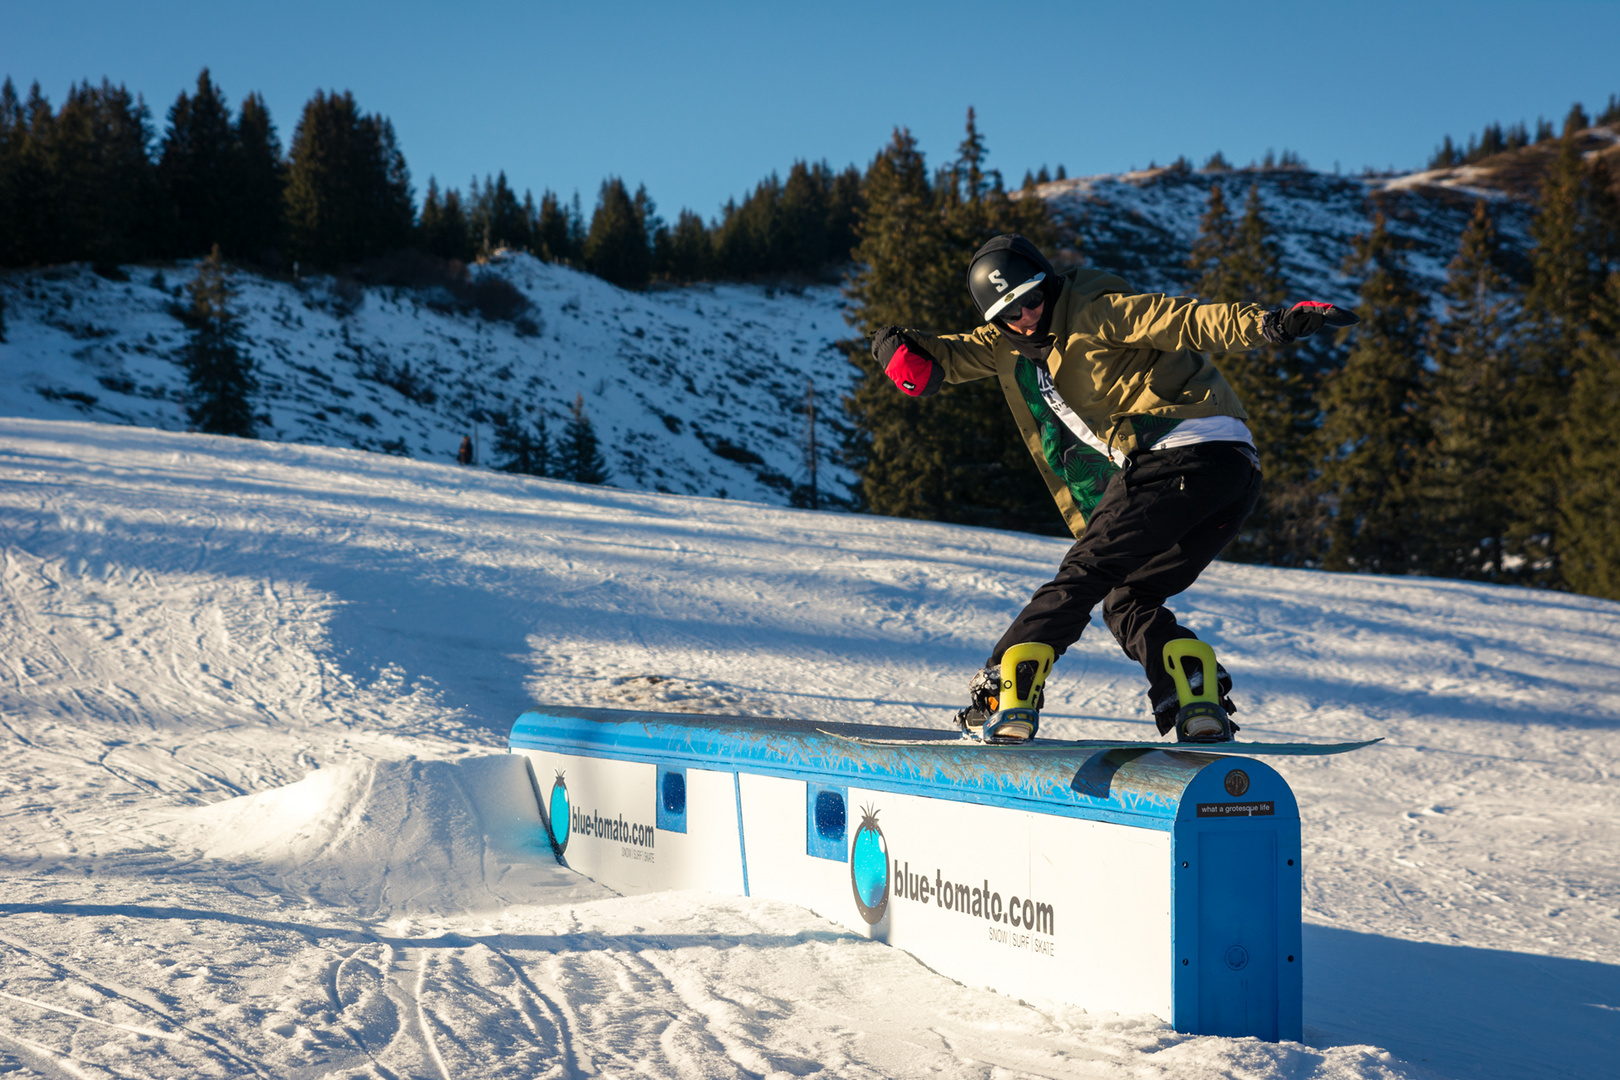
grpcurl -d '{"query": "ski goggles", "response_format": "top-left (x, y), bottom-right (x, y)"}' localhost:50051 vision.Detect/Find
top-left (1000, 289), bottom-right (1045, 318)
top-left (986, 274), bottom-right (1047, 320)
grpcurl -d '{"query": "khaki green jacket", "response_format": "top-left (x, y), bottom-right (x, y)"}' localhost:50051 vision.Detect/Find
top-left (912, 267), bottom-right (1267, 537)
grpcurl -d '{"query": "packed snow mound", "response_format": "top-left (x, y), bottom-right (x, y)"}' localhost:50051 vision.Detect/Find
top-left (174, 754), bottom-right (607, 916)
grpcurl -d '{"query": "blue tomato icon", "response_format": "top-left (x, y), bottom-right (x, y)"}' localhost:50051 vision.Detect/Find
top-left (850, 804), bottom-right (889, 924)
top-left (548, 772), bottom-right (570, 853)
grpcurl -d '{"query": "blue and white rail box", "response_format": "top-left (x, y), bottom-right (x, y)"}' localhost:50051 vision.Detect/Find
top-left (509, 706), bottom-right (1302, 1040)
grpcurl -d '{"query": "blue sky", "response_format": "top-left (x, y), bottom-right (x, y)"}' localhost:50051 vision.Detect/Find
top-left (6, 1), bottom-right (1618, 222)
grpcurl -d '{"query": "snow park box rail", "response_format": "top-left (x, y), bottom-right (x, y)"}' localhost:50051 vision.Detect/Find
top-left (509, 706), bottom-right (1302, 1041)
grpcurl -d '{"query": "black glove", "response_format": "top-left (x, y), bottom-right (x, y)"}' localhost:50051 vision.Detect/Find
top-left (870, 326), bottom-right (906, 365)
top-left (1262, 301), bottom-right (1359, 344)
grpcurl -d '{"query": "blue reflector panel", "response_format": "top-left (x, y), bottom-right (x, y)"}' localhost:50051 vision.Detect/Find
top-left (657, 766), bottom-right (687, 833)
top-left (807, 783), bottom-right (848, 861)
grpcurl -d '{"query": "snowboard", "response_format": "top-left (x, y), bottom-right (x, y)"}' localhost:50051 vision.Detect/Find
top-left (827, 731), bottom-right (1381, 757)
top-left (1070, 737), bottom-right (1379, 757)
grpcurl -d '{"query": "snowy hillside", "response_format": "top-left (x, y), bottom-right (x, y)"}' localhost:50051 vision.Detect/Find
top-left (1030, 166), bottom-right (1531, 303)
top-left (0, 149), bottom-right (1584, 515)
top-left (0, 254), bottom-right (854, 504)
top-left (2, 418), bottom-right (1618, 1080)
top-left (1029, 123), bottom-right (1619, 304)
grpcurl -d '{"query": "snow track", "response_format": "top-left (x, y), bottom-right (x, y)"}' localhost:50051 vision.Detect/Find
top-left (1, 418), bottom-right (1618, 1079)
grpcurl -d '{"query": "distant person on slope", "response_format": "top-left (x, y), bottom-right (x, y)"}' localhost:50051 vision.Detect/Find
top-left (871, 234), bottom-right (1355, 744)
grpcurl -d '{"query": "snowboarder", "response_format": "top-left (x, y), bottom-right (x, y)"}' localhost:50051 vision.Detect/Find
top-left (871, 234), bottom-right (1355, 743)
top-left (457, 435), bottom-right (474, 466)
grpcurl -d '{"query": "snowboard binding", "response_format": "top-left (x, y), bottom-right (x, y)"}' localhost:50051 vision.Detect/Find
top-left (957, 642), bottom-right (1054, 744)
top-left (1163, 639), bottom-right (1236, 743)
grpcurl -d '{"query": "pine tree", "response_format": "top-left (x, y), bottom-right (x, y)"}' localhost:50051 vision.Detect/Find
top-left (779, 160), bottom-right (831, 274)
top-left (180, 245), bottom-right (257, 436)
top-left (471, 171), bottom-right (530, 253)
top-left (843, 119), bottom-right (1059, 532)
top-left (418, 178), bottom-right (445, 256)
top-left (706, 161), bottom-right (861, 280)
top-left (1560, 272), bottom-right (1620, 599)
top-left (632, 184), bottom-right (661, 265)
top-left (825, 164), bottom-right (864, 269)
top-left (1429, 135), bottom-right (1460, 170)
top-left (1317, 214), bottom-right (1429, 572)
top-left (231, 92), bottom-right (284, 260)
top-left (568, 192), bottom-right (587, 256)
top-left (556, 394), bottom-right (609, 483)
top-left (844, 129), bottom-right (961, 332)
top-left (1509, 107), bottom-right (1616, 584)
top-left (1524, 109), bottom-right (1601, 356)
top-left (283, 90), bottom-right (413, 268)
top-left (418, 178), bottom-right (474, 262)
top-left (521, 189), bottom-right (542, 254)
top-left (49, 79), bottom-right (162, 270)
top-left (419, 177), bottom-right (442, 246)
top-left (1422, 200), bottom-right (1521, 580)
top-left (712, 173), bottom-right (782, 278)
top-left (1191, 184), bottom-right (1315, 564)
top-left (0, 78), bottom-right (18, 266)
top-left (495, 408), bottom-right (552, 477)
top-left (158, 69), bottom-right (236, 257)
top-left (657, 208), bottom-right (712, 282)
top-left (536, 190), bottom-right (575, 263)
top-left (844, 128), bottom-right (974, 521)
top-left (1186, 182), bottom-right (1234, 299)
top-left (951, 107), bottom-right (994, 205)
top-left (583, 177), bottom-right (650, 288)
top-left (0, 80), bottom-right (55, 266)
top-left (1586, 155), bottom-right (1620, 295)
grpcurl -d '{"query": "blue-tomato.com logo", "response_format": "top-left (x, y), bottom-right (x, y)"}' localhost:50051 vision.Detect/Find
top-left (850, 804), bottom-right (889, 924)
top-left (548, 772), bottom-right (570, 853)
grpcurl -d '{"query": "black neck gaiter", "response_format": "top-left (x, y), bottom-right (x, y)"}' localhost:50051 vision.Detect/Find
top-left (993, 279), bottom-right (1064, 360)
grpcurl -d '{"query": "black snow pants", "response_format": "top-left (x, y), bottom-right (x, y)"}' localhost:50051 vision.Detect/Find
top-left (988, 440), bottom-right (1262, 707)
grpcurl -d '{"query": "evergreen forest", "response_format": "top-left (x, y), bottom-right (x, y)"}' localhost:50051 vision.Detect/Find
top-left (3, 72), bottom-right (1620, 601)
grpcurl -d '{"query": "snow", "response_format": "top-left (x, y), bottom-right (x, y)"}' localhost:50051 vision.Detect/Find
top-left (2, 417), bottom-right (1618, 1078)
top-left (1372, 165), bottom-right (1510, 201)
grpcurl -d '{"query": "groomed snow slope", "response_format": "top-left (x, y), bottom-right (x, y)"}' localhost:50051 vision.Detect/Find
top-left (1, 418), bottom-right (1617, 1080)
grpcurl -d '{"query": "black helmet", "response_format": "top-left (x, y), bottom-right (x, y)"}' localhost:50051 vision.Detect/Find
top-left (967, 235), bottom-right (1059, 322)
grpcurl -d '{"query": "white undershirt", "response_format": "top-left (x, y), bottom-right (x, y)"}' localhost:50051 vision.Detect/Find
top-left (1151, 414), bottom-right (1255, 450)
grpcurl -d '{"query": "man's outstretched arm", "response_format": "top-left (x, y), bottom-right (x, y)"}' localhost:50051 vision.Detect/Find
top-left (1083, 293), bottom-right (1356, 354)
top-left (871, 324), bottom-right (1001, 397)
